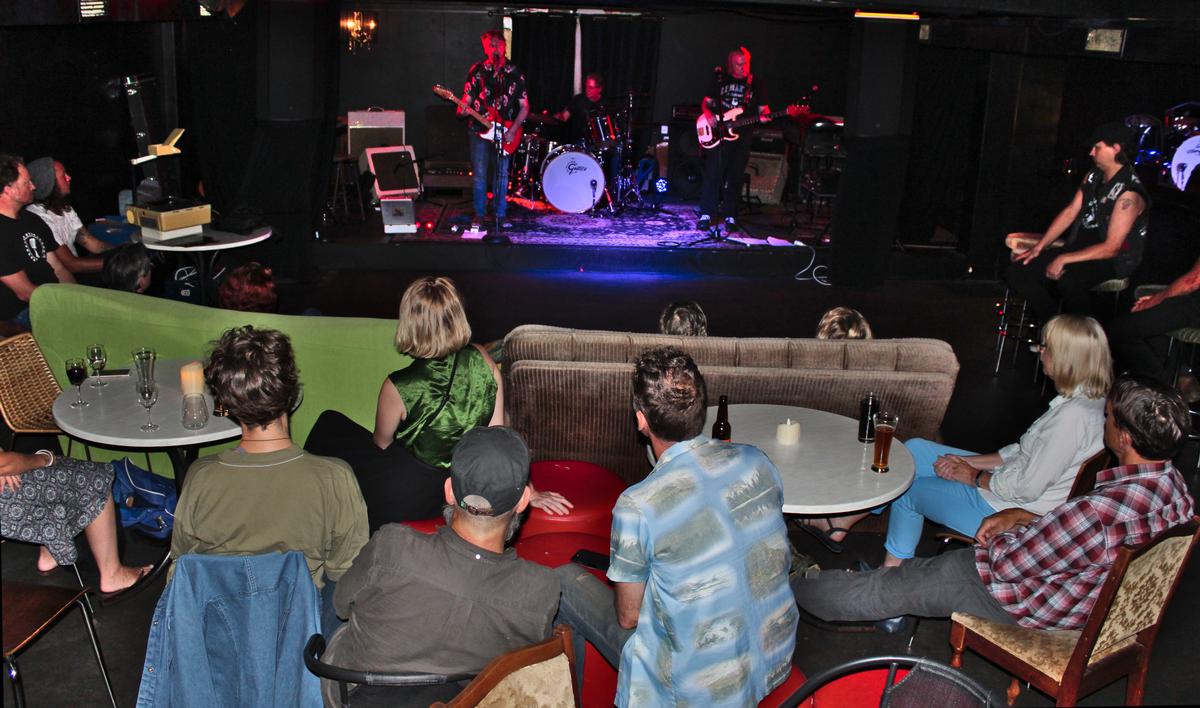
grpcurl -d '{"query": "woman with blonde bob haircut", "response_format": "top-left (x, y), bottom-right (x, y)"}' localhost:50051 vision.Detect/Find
top-left (799, 314), bottom-right (1111, 564)
top-left (307, 277), bottom-right (569, 531)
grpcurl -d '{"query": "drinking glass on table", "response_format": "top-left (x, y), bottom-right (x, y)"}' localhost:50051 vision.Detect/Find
top-left (138, 381), bottom-right (160, 431)
top-left (65, 358), bottom-right (89, 408)
top-left (870, 411), bottom-right (898, 473)
top-left (86, 344), bottom-right (108, 387)
top-left (132, 348), bottom-right (156, 384)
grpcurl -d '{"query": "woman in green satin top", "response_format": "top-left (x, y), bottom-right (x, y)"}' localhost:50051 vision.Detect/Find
top-left (371, 276), bottom-right (572, 515)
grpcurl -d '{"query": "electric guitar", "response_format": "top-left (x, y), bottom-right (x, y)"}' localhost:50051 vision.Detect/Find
top-left (432, 85), bottom-right (522, 155)
top-left (696, 103), bottom-right (808, 149)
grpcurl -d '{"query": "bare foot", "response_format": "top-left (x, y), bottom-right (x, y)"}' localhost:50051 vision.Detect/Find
top-left (99, 564), bottom-right (152, 594)
top-left (36, 546), bottom-right (58, 574)
top-left (802, 518), bottom-right (848, 543)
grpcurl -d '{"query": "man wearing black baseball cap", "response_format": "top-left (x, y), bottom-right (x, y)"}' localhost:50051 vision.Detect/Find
top-left (319, 426), bottom-right (559, 707)
top-left (1008, 121), bottom-right (1150, 323)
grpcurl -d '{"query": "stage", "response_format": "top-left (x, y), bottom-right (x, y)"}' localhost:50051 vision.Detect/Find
top-left (317, 193), bottom-right (844, 277)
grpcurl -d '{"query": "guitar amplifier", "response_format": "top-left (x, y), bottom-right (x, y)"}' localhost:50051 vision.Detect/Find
top-left (746, 152), bottom-right (789, 205)
top-left (348, 110), bottom-right (406, 157)
top-left (423, 161), bottom-right (473, 190)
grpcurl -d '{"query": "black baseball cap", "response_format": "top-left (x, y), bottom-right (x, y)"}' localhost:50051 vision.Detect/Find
top-left (450, 426), bottom-right (530, 516)
top-left (1089, 122), bottom-right (1134, 154)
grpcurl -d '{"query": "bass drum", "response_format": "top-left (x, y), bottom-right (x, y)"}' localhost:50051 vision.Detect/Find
top-left (540, 146), bottom-right (605, 213)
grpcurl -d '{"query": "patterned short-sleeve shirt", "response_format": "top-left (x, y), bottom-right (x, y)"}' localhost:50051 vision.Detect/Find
top-left (607, 436), bottom-right (797, 707)
top-left (462, 59), bottom-right (527, 125)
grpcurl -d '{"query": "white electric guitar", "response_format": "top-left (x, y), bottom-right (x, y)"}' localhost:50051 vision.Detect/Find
top-left (432, 84), bottom-right (522, 155)
top-left (696, 103), bottom-right (807, 149)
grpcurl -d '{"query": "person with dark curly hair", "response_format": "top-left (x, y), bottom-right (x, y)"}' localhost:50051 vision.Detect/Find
top-left (171, 326), bottom-right (368, 628)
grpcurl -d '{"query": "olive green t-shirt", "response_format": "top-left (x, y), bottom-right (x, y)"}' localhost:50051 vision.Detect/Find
top-left (170, 445), bottom-right (369, 589)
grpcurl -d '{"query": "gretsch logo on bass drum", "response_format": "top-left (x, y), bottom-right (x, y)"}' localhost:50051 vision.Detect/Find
top-left (566, 158), bottom-right (588, 175)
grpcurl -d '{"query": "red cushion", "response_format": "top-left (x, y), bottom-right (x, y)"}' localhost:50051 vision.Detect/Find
top-left (581, 641), bottom-right (618, 707)
top-left (758, 665), bottom-right (810, 707)
top-left (522, 460), bottom-right (627, 540)
top-left (400, 517), bottom-right (444, 534)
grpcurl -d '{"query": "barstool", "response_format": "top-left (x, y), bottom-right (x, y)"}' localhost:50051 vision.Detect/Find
top-left (1090, 277), bottom-right (1130, 315)
top-left (329, 154), bottom-right (365, 222)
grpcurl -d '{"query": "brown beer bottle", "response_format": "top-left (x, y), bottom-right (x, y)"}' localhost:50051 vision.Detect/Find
top-left (712, 395), bottom-right (732, 441)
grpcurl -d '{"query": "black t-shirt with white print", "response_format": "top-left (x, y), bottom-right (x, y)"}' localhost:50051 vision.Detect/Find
top-left (0, 210), bottom-right (58, 320)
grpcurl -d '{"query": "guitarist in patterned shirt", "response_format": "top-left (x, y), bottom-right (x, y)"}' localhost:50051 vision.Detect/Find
top-left (461, 29), bottom-right (529, 231)
top-left (697, 46), bottom-right (771, 233)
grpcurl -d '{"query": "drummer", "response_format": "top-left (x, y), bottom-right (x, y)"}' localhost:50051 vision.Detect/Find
top-left (555, 73), bottom-right (606, 146)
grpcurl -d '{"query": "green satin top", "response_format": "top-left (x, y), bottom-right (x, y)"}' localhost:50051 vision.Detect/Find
top-left (389, 346), bottom-right (498, 469)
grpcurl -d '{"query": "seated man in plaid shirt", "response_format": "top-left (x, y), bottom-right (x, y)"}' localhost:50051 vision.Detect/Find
top-left (792, 376), bottom-right (1194, 631)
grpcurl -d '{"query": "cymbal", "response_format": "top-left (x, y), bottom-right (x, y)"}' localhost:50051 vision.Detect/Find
top-left (621, 91), bottom-right (651, 97)
top-left (526, 113), bottom-right (561, 124)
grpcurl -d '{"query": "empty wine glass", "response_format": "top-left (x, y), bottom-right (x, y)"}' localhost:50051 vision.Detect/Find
top-left (87, 344), bottom-right (108, 388)
top-left (65, 358), bottom-right (89, 408)
top-left (138, 382), bottom-right (160, 431)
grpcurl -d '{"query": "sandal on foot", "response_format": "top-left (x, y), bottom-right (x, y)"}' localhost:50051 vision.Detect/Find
top-left (99, 563), bottom-right (158, 605)
top-left (796, 519), bottom-right (847, 554)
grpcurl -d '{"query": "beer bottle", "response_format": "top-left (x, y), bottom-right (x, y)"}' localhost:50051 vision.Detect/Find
top-left (858, 392), bottom-right (879, 443)
top-left (712, 395), bottom-right (732, 441)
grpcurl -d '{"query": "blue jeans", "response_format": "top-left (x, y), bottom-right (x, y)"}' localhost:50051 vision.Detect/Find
top-left (469, 133), bottom-right (510, 219)
top-left (884, 438), bottom-right (999, 560)
top-left (553, 563), bottom-right (633, 690)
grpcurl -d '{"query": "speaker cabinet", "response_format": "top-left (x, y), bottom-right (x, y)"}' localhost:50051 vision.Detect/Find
top-left (668, 117), bottom-right (702, 200)
top-left (746, 152), bottom-right (789, 205)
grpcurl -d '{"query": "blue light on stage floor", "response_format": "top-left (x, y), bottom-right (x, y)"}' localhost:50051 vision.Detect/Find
top-left (655, 178), bottom-right (669, 193)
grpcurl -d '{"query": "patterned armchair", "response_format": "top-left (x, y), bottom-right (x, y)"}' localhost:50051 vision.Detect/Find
top-left (949, 518), bottom-right (1200, 706)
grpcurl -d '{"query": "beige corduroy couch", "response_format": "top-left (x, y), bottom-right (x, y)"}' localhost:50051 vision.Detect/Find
top-left (504, 325), bottom-right (961, 485)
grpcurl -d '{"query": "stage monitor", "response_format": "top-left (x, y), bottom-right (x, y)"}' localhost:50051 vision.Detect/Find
top-left (366, 145), bottom-right (420, 200)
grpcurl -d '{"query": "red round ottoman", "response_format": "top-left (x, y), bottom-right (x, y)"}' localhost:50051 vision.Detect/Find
top-left (522, 460), bottom-right (627, 540)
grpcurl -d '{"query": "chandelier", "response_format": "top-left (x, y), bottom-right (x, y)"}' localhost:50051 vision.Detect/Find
top-left (342, 10), bottom-right (378, 53)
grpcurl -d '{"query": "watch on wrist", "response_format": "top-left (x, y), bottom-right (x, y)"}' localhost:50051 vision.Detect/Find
top-left (974, 469), bottom-right (986, 488)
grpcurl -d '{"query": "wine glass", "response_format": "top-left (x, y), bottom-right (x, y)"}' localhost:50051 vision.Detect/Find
top-left (86, 344), bottom-right (108, 388)
top-left (65, 358), bottom-right (89, 408)
top-left (138, 382), bottom-right (160, 431)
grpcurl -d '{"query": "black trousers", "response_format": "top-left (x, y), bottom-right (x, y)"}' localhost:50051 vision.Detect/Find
top-left (700, 138), bottom-right (751, 220)
top-left (1107, 290), bottom-right (1200, 384)
top-left (1006, 249), bottom-right (1120, 324)
top-left (304, 410), bottom-right (447, 534)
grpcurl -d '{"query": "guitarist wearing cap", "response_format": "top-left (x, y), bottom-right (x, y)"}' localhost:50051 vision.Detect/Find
top-left (462, 29), bottom-right (529, 230)
top-left (698, 47), bottom-right (770, 233)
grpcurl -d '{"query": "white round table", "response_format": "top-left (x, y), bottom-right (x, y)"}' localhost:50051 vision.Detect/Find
top-left (703, 403), bottom-right (915, 515)
top-left (139, 226), bottom-right (271, 303)
top-left (53, 359), bottom-right (240, 490)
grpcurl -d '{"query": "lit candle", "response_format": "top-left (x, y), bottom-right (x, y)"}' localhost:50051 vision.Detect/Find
top-left (776, 418), bottom-right (801, 445)
top-left (180, 361), bottom-right (205, 396)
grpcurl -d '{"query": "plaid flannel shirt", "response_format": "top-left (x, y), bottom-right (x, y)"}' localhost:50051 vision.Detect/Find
top-left (976, 461), bottom-right (1194, 630)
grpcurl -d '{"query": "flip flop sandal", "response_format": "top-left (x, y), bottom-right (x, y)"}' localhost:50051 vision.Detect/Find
top-left (796, 519), bottom-right (847, 554)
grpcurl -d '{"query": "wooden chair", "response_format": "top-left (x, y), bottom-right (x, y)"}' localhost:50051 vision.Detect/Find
top-left (950, 518), bottom-right (1200, 706)
top-left (906, 448), bottom-right (1115, 648)
top-left (2, 580), bottom-right (117, 708)
top-left (432, 625), bottom-right (579, 708)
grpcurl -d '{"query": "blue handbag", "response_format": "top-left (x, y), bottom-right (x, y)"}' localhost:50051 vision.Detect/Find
top-left (111, 457), bottom-right (177, 539)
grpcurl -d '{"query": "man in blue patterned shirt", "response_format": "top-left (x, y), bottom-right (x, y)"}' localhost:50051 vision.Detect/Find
top-left (555, 347), bottom-right (798, 707)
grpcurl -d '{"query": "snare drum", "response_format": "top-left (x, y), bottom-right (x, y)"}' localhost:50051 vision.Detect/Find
top-left (585, 109), bottom-right (625, 149)
top-left (540, 146), bottom-right (606, 213)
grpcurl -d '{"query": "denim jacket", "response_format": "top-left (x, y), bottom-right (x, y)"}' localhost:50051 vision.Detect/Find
top-left (136, 551), bottom-right (322, 708)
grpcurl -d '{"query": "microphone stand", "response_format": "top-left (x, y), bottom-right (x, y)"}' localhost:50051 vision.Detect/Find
top-left (484, 54), bottom-right (511, 245)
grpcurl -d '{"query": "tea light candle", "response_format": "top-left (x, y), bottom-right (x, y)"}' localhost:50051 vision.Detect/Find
top-left (776, 418), bottom-right (801, 445)
top-left (180, 361), bottom-right (205, 396)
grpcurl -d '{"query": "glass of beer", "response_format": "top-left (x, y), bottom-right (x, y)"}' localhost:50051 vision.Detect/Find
top-left (871, 412), bottom-right (898, 473)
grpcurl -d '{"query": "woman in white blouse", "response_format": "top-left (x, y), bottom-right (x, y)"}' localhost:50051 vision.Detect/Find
top-left (800, 314), bottom-right (1111, 566)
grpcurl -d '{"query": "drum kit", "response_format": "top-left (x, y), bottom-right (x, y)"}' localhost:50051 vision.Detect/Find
top-left (1125, 102), bottom-right (1200, 192)
top-left (510, 91), bottom-right (655, 213)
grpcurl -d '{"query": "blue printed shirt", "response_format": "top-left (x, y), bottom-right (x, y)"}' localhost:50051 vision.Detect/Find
top-left (607, 436), bottom-right (798, 707)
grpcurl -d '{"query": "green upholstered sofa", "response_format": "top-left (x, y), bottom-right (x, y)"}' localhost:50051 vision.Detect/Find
top-left (503, 325), bottom-right (961, 485)
top-left (29, 284), bottom-right (406, 473)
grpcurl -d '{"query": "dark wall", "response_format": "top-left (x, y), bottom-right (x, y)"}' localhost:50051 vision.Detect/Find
top-left (653, 11), bottom-right (850, 120)
top-left (0, 22), bottom-right (171, 220)
top-left (336, 7), bottom-right (496, 160)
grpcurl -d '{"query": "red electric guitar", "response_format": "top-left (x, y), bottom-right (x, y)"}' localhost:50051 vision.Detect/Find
top-left (696, 103), bottom-right (808, 149)
top-left (432, 85), bottom-right (522, 156)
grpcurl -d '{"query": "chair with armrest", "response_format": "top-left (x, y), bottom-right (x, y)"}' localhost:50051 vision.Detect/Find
top-left (950, 518), bottom-right (1200, 706)
top-left (431, 625), bottom-right (579, 708)
top-left (907, 448), bottom-right (1114, 648)
top-left (303, 633), bottom-right (474, 708)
